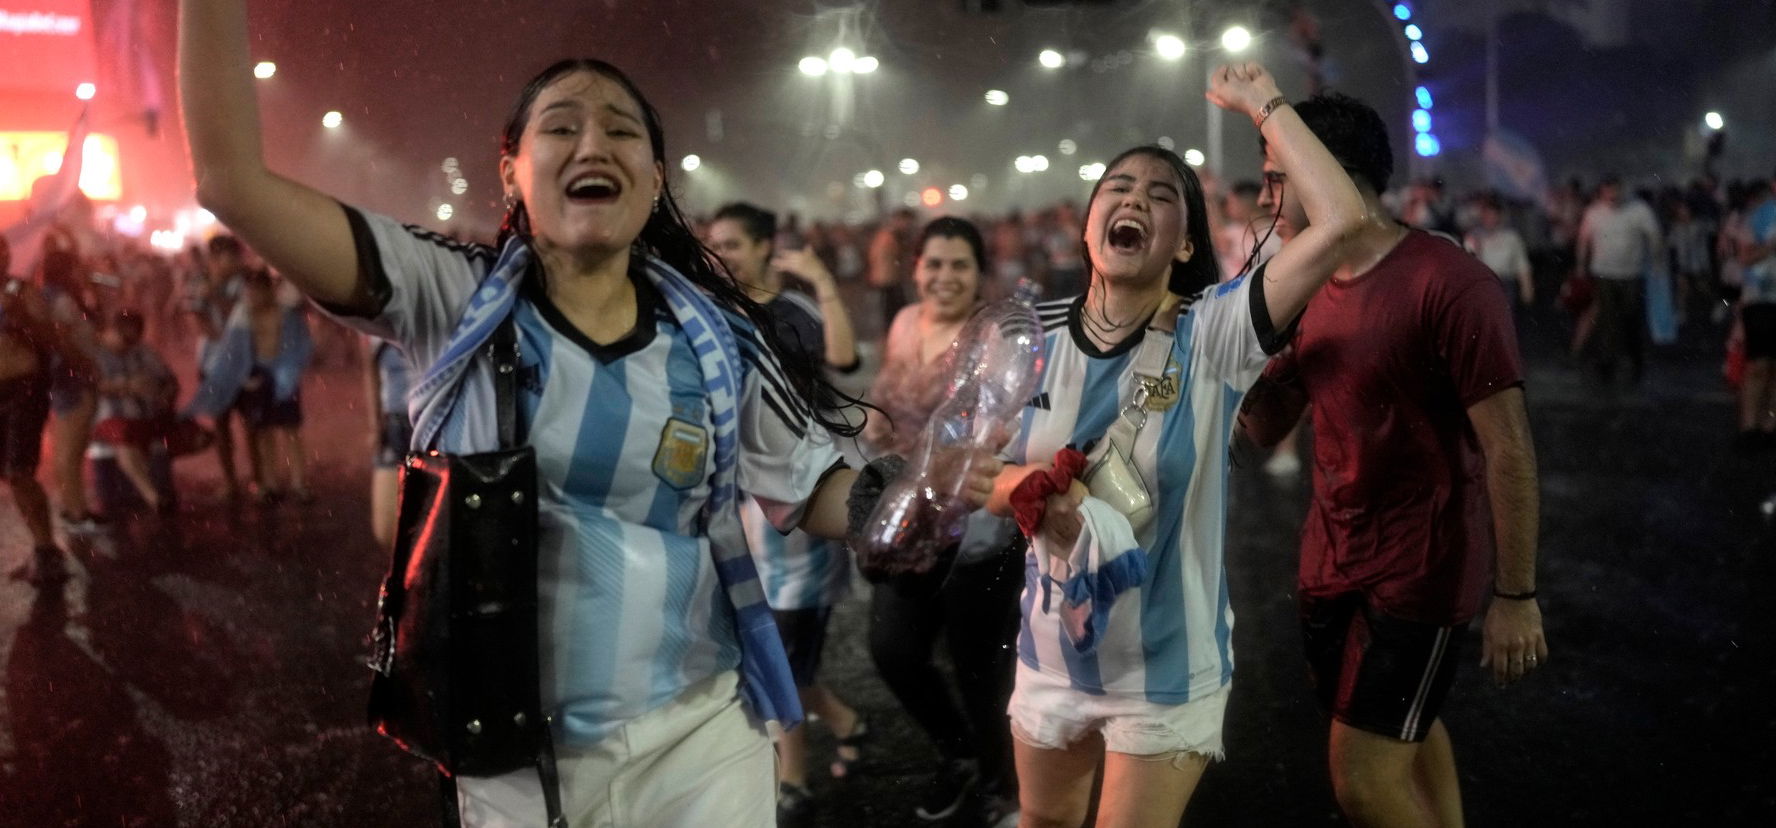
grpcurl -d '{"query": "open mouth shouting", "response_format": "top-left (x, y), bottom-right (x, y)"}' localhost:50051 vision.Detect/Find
top-left (1106, 216), bottom-right (1150, 255)
top-left (564, 172), bottom-right (622, 204)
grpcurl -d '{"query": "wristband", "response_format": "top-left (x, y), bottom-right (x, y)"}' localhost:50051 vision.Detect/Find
top-left (1493, 588), bottom-right (1538, 601)
top-left (1254, 96), bottom-right (1289, 131)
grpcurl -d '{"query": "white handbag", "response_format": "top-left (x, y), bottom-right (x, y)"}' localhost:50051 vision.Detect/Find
top-left (1079, 294), bottom-right (1183, 537)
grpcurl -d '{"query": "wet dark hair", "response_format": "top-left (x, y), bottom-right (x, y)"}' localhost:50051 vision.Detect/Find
top-left (1266, 92), bottom-right (1394, 194)
top-left (712, 202), bottom-right (778, 245)
top-left (496, 59), bottom-right (863, 437)
top-left (916, 216), bottom-right (990, 276)
top-left (1083, 145), bottom-right (1220, 297)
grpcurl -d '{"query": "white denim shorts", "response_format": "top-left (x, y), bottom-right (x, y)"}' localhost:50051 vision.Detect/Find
top-left (1007, 662), bottom-right (1231, 760)
top-left (455, 671), bottom-right (774, 828)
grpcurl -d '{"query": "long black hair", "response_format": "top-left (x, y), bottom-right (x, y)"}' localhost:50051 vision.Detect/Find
top-left (496, 59), bottom-right (864, 437)
top-left (1082, 145), bottom-right (1220, 297)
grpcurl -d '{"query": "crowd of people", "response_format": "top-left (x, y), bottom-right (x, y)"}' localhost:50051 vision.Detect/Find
top-left (2, 6), bottom-right (1771, 825)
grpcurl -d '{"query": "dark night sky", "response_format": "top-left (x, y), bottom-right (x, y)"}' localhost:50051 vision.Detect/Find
top-left (98, 0), bottom-right (1776, 230)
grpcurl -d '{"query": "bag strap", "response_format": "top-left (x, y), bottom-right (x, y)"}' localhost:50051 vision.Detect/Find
top-left (488, 315), bottom-right (521, 451)
top-left (1093, 293), bottom-right (1183, 455)
top-left (538, 727), bottom-right (566, 827)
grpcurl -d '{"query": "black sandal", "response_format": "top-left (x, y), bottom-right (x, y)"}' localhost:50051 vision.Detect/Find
top-left (829, 713), bottom-right (871, 780)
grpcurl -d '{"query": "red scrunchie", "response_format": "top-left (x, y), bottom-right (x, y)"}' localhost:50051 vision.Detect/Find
top-left (1010, 447), bottom-right (1088, 539)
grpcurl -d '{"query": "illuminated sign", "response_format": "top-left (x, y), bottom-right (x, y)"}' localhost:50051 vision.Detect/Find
top-left (0, 2), bottom-right (96, 94)
top-left (0, 131), bottom-right (122, 201)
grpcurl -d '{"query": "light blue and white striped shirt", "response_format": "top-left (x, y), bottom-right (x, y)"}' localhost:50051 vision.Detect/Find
top-left (1006, 275), bottom-right (1281, 704)
top-left (332, 208), bottom-right (841, 745)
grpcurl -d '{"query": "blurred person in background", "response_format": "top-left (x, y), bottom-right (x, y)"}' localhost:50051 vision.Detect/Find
top-left (870, 208), bottom-right (920, 334)
top-left (38, 248), bottom-right (105, 536)
top-left (186, 234), bottom-right (255, 498)
top-left (2, 236), bottom-right (85, 585)
top-left (92, 309), bottom-right (177, 514)
top-left (708, 201), bottom-right (866, 826)
top-left (1576, 175), bottom-right (1663, 389)
top-left (864, 216), bottom-right (1024, 826)
top-left (1466, 195), bottom-right (1534, 310)
top-left (1732, 180), bottom-right (1776, 450)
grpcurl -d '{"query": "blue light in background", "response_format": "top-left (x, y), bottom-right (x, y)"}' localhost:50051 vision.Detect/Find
top-left (1405, 24), bottom-right (1423, 41)
top-left (1416, 86), bottom-right (1433, 109)
top-left (1410, 42), bottom-right (1429, 63)
top-left (1415, 133), bottom-right (1442, 157)
top-left (1412, 109), bottom-right (1432, 132)
top-left (1394, 4), bottom-right (1412, 21)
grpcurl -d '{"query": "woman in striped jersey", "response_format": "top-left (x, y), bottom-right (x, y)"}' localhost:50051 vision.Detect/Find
top-left (985, 62), bottom-right (1367, 827)
top-left (177, 2), bottom-right (1002, 825)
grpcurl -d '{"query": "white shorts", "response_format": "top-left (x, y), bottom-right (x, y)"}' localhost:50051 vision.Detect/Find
top-left (1007, 662), bottom-right (1231, 759)
top-left (456, 671), bottom-right (775, 828)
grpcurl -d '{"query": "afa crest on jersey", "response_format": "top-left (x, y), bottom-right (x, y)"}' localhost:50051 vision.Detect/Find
top-left (653, 417), bottom-right (708, 490)
top-left (1142, 353), bottom-right (1183, 412)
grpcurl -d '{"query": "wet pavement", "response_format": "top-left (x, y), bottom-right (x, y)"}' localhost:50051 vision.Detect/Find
top-left (2, 306), bottom-right (1773, 827)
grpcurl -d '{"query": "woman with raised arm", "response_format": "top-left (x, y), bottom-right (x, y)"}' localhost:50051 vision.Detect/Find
top-left (984, 62), bottom-right (1368, 828)
top-left (177, 2), bottom-right (999, 825)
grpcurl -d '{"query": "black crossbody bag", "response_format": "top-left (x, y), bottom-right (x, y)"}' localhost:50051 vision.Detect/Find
top-left (365, 317), bottom-right (566, 827)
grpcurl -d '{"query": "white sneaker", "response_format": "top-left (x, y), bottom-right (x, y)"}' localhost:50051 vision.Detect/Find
top-left (1263, 451), bottom-right (1302, 478)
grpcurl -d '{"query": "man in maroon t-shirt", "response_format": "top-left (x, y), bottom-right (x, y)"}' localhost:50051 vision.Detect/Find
top-left (1240, 93), bottom-right (1548, 828)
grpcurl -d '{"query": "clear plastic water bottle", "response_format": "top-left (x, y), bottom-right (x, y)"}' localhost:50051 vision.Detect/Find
top-left (855, 282), bottom-right (1047, 575)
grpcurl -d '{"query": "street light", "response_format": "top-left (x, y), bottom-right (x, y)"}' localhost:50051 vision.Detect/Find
top-left (436, 204), bottom-right (454, 222)
top-left (799, 56), bottom-right (828, 76)
top-left (854, 56), bottom-right (879, 74)
top-left (1184, 149), bottom-right (1206, 167)
top-left (949, 184), bottom-right (969, 201)
top-left (681, 154), bottom-right (702, 172)
top-left (984, 89), bottom-right (1009, 106)
top-left (1058, 139), bottom-right (1077, 156)
top-left (75, 82), bottom-right (96, 100)
top-left (1154, 34), bottom-right (1186, 61)
top-left (1410, 42), bottom-right (1429, 64)
top-left (1221, 26), bottom-right (1252, 53)
top-left (829, 48), bottom-right (856, 73)
top-left (899, 158), bottom-right (920, 175)
top-left (450, 179), bottom-right (468, 195)
top-left (1704, 111), bottom-right (1725, 131)
top-left (863, 169), bottom-right (885, 188)
top-left (1030, 154), bottom-right (1049, 172)
top-left (253, 61), bottom-right (277, 79)
top-left (322, 110), bottom-right (343, 129)
top-left (1079, 162), bottom-right (1106, 181)
top-left (1039, 49), bottom-right (1066, 69)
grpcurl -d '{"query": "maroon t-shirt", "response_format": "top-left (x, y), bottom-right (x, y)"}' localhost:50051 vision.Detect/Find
top-left (1266, 230), bottom-right (1523, 625)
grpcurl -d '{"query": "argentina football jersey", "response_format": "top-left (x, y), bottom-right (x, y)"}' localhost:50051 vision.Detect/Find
top-left (329, 207), bottom-right (843, 747)
top-left (1006, 273), bottom-right (1287, 705)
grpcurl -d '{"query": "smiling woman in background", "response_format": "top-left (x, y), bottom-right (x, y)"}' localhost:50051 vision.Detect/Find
top-left (863, 217), bottom-right (1027, 826)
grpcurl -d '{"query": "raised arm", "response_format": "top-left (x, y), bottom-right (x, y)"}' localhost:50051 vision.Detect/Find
top-left (180, 0), bottom-right (369, 311)
top-left (1206, 62), bottom-right (1367, 329)
top-left (773, 248), bottom-right (860, 370)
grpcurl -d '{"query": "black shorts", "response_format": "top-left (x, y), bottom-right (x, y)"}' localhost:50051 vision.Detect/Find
top-left (375, 412), bottom-right (413, 469)
top-left (772, 607), bottom-right (834, 688)
top-left (1300, 592), bottom-right (1464, 743)
top-left (1743, 304), bottom-right (1776, 361)
top-left (235, 367), bottom-right (303, 428)
top-left (0, 373), bottom-right (51, 478)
